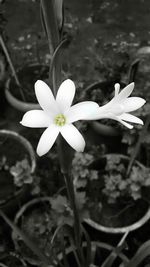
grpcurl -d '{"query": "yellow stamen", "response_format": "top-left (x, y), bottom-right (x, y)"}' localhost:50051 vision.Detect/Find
top-left (54, 114), bottom-right (66, 126)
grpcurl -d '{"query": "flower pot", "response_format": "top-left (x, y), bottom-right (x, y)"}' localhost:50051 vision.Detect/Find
top-left (0, 254), bottom-right (27, 267)
top-left (5, 63), bottom-right (49, 112)
top-left (56, 241), bottom-right (129, 267)
top-left (72, 152), bottom-right (150, 234)
top-left (12, 197), bottom-right (61, 266)
top-left (0, 129), bottom-right (36, 214)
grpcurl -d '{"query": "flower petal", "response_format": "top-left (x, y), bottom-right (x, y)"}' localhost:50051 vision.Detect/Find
top-left (20, 110), bottom-right (50, 128)
top-left (114, 83), bottom-right (120, 96)
top-left (65, 101), bottom-right (99, 123)
top-left (116, 82), bottom-right (134, 101)
top-left (37, 125), bottom-right (59, 156)
top-left (56, 79), bottom-right (75, 112)
top-left (96, 113), bottom-right (134, 129)
top-left (35, 80), bottom-right (58, 116)
top-left (117, 119), bottom-right (134, 129)
top-left (118, 113), bottom-right (143, 125)
top-left (60, 124), bottom-right (85, 152)
top-left (123, 97), bottom-right (146, 112)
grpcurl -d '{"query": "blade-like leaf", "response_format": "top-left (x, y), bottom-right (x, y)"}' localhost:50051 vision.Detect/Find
top-left (125, 240), bottom-right (150, 267)
top-left (101, 231), bottom-right (129, 267)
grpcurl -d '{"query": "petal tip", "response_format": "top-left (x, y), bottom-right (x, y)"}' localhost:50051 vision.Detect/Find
top-left (79, 146), bottom-right (85, 153)
top-left (36, 148), bottom-right (44, 157)
top-left (130, 82), bottom-right (135, 86)
top-left (20, 120), bottom-right (23, 125)
top-left (35, 80), bottom-right (49, 90)
top-left (63, 78), bottom-right (75, 86)
top-left (35, 80), bottom-right (42, 87)
top-left (129, 125), bottom-right (134, 129)
top-left (129, 82), bottom-right (135, 92)
top-left (114, 83), bottom-right (120, 88)
top-left (78, 141), bottom-right (85, 153)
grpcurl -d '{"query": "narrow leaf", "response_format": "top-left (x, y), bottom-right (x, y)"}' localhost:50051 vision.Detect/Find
top-left (125, 240), bottom-right (150, 267)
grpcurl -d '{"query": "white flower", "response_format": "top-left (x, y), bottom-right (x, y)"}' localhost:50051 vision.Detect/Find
top-left (20, 79), bottom-right (98, 156)
top-left (87, 82), bottom-right (146, 129)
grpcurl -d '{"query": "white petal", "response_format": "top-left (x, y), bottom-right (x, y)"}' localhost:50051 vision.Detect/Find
top-left (35, 80), bottom-right (58, 116)
top-left (118, 119), bottom-right (134, 129)
top-left (37, 125), bottom-right (59, 156)
top-left (60, 124), bottom-right (85, 152)
top-left (65, 101), bottom-right (99, 123)
top-left (56, 79), bottom-right (75, 112)
top-left (123, 97), bottom-right (146, 112)
top-left (20, 110), bottom-right (50, 128)
top-left (97, 113), bottom-right (134, 129)
top-left (116, 82), bottom-right (134, 101)
top-left (114, 83), bottom-right (120, 96)
top-left (118, 113), bottom-right (143, 125)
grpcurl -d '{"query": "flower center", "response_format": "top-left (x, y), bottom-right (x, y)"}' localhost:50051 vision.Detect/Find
top-left (54, 114), bottom-right (66, 126)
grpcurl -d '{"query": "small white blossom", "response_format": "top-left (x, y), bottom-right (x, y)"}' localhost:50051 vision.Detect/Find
top-left (20, 79), bottom-right (98, 156)
top-left (88, 82), bottom-right (146, 129)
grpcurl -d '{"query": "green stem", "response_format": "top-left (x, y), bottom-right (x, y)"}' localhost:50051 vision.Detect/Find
top-left (41, 0), bottom-right (61, 96)
top-left (64, 173), bottom-right (81, 242)
top-left (0, 34), bottom-right (25, 101)
top-left (41, 1), bottom-right (84, 265)
top-left (40, 0), bottom-right (59, 54)
top-left (63, 172), bottom-right (84, 266)
top-left (0, 35), bottom-right (20, 87)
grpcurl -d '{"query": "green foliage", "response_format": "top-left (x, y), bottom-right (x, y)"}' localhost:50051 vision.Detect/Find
top-left (0, 156), bottom-right (35, 188)
top-left (102, 155), bottom-right (150, 203)
top-left (50, 195), bottom-right (73, 227)
top-left (10, 158), bottom-right (33, 187)
top-left (122, 103), bottom-right (150, 157)
top-left (0, 11), bottom-right (6, 34)
top-left (72, 152), bottom-right (150, 206)
top-left (72, 152), bottom-right (98, 185)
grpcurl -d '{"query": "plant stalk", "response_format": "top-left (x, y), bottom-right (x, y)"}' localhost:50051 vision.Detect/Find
top-left (41, 1), bottom-right (85, 265)
top-left (0, 35), bottom-right (20, 87)
top-left (0, 35), bottom-right (25, 101)
top-left (40, 0), bottom-right (59, 54)
top-left (40, 0), bottom-right (61, 96)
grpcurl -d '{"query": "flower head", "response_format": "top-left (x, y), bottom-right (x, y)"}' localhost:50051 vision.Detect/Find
top-left (20, 79), bottom-right (98, 156)
top-left (88, 82), bottom-right (146, 129)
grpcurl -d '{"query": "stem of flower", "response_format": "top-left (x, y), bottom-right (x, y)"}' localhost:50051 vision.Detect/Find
top-left (41, 1), bottom-right (85, 265)
top-left (40, 0), bottom-right (61, 96)
top-left (0, 34), bottom-right (26, 101)
top-left (0, 35), bottom-right (20, 87)
top-left (40, 0), bottom-right (59, 54)
top-left (63, 172), bottom-right (84, 266)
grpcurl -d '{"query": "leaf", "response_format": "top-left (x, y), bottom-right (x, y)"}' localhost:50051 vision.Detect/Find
top-left (144, 177), bottom-right (150, 186)
top-left (125, 241), bottom-right (150, 267)
top-left (50, 195), bottom-right (68, 213)
top-left (90, 170), bottom-right (98, 180)
top-left (54, 0), bottom-right (64, 31)
top-left (75, 191), bottom-right (86, 210)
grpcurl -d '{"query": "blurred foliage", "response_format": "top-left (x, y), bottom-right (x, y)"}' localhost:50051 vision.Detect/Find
top-left (72, 152), bottom-right (150, 207)
top-left (103, 155), bottom-right (150, 203)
